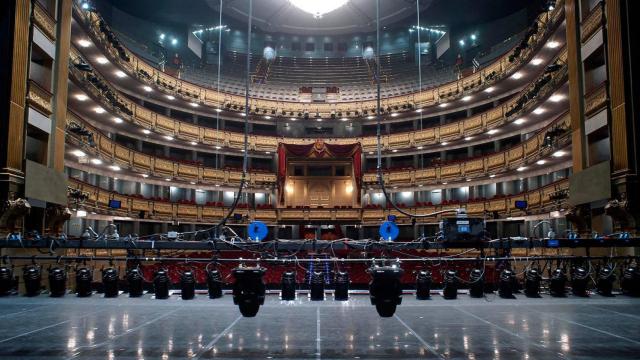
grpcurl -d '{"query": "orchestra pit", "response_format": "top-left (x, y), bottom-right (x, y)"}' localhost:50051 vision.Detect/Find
top-left (1, 0), bottom-right (640, 358)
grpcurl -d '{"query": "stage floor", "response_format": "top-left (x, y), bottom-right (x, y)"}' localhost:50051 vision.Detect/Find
top-left (0, 293), bottom-right (639, 359)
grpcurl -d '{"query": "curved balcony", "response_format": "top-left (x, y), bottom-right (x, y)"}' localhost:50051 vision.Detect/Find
top-left (71, 1), bottom-right (566, 117)
top-left (68, 178), bottom-right (569, 224)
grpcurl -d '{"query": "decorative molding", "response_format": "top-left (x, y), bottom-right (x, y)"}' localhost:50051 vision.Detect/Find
top-left (27, 80), bottom-right (53, 116)
top-left (32, 2), bottom-right (56, 41)
top-left (580, 3), bottom-right (603, 44)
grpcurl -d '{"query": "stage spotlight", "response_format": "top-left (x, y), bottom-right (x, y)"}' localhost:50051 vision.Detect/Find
top-left (549, 268), bottom-right (567, 297)
top-left (334, 271), bottom-right (350, 301)
top-left (232, 266), bottom-right (266, 317)
top-left (48, 267), bottom-right (67, 297)
top-left (571, 266), bottom-right (589, 297)
top-left (499, 269), bottom-right (515, 298)
top-left (415, 270), bottom-right (432, 300)
top-left (368, 263), bottom-right (404, 317)
top-left (75, 267), bottom-right (93, 297)
top-left (596, 266), bottom-right (615, 297)
top-left (23, 265), bottom-right (41, 297)
top-left (207, 268), bottom-right (223, 299)
top-left (621, 265), bottom-right (640, 296)
top-left (154, 269), bottom-right (170, 299)
top-left (102, 267), bottom-right (119, 298)
top-left (180, 270), bottom-right (196, 300)
top-left (468, 268), bottom-right (484, 298)
top-left (127, 268), bottom-right (144, 297)
top-left (0, 266), bottom-right (13, 296)
top-left (524, 268), bottom-right (541, 297)
top-left (443, 269), bottom-right (458, 299)
top-left (309, 270), bottom-right (325, 301)
top-left (281, 271), bottom-right (296, 300)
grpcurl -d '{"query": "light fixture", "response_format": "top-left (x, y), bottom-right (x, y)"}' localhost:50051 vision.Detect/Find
top-left (415, 108), bottom-right (423, 113)
top-left (190, 181), bottom-right (196, 185)
top-left (290, 117), bottom-right (297, 121)
top-left (166, 95), bottom-right (175, 100)
top-left (165, 178), bottom-right (172, 182)
top-left (76, 209), bottom-right (88, 218)
top-left (72, 150), bottom-right (86, 157)
top-left (549, 94), bottom-right (564, 102)
top-left (368, 151), bottom-right (374, 155)
top-left (171, 38), bottom-right (178, 46)
top-left (142, 129), bottom-right (151, 135)
top-left (78, 39), bottom-right (91, 48)
top-left (442, 182), bottom-right (448, 185)
top-left (514, 118), bottom-right (526, 125)
top-left (484, 87), bottom-right (495, 93)
top-left (417, 146), bottom-right (424, 150)
top-left (391, 149), bottom-right (398, 153)
top-left (459, 39), bottom-right (466, 46)
top-left (464, 136), bottom-right (473, 141)
top-left (531, 58), bottom-right (544, 66)
top-left (265, 151), bottom-right (271, 154)
top-left (109, 165), bottom-right (121, 171)
top-left (96, 57), bottom-right (108, 64)
top-left (75, 94), bottom-right (88, 101)
top-left (93, 107), bottom-right (105, 114)
top-left (466, 178), bottom-right (472, 182)
top-left (511, 72), bottom-right (523, 80)
top-left (341, 117), bottom-right (349, 121)
top-left (164, 135), bottom-right (174, 141)
top-left (143, 86), bottom-right (153, 92)
top-left (114, 70), bottom-right (127, 78)
top-left (439, 103), bottom-right (448, 108)
top-left (113, 117), bottom-right (123, 124)
top-left (487, 129), bottom-right (499, 135)
top-left (536, 160), bottom-right (547, 165)
top-left (462, 96), bottom-right (472, 102)
top-left (533, 107), bottom-right (545, 115)
top-left (441, 142), bottom-right (448, 146)
top-left (367, 115), bottom-right (375, 120)
top-left (552, 150), bottom-right (566, 157)
top-left (190, 102), bottom-right (199, 107)
top-left (190, 141), bottom-right (197, 145)
top-left (547, 41), bottom-right (560, 48)
top-left (289, 0), bottom-right (349, 18)
top-left (489, 174), bottom-right (496, 178)
top-left (215, 108), bottom-right (223, 113)
top-left (390, 112), bottom-right (399, 117)
top-left (316, 118), bottom-right (322, 122)
top-left (90, 158), bottom-right (102, 165)
top-left (517, 166), bottom-right (527, 172)
top-left (141, 174), bottom-right (149, 178)
top-left (215, 145), bottom-right (222, 150)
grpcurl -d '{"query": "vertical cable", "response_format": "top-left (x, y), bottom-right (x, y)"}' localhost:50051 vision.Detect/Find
top-left (416, 0), bottom-right (424, 170)
top-left (375, 0), bottom-right (382, 174)
top-left (215, 0), bottom-right (223, 169)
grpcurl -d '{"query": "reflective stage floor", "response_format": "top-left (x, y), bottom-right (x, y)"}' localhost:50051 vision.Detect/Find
top-left (0, 293), bottom-right (639, 359)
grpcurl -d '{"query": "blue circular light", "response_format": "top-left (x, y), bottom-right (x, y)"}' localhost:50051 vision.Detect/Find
top-left (379, 221), bottom-right (399, 242)
top-left (248, 221), bottom-right (268, 242)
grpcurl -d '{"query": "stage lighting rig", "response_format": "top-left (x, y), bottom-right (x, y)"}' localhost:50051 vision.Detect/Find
top-left (0, 265), bottom-right (14, 296)
top-left (571, 266), bottom-right (589, 297)
top-left (468, 268), bottom-right (484, 298)
top-left (75, 267), bottom-right (93, 297)
top-left (48, 266), bottom-right (67, 297)
top-left (180, 270), bottom-right (196, 300)
top-left (207, 268), bottom-right (223, 299)
top-left (596, 265), bottom-right (615, 296)
top-left (415, 270), bottom-right (432, 300)
top-left (524, 268), bottom-right (542, 297)
top-left (334, 271), bottom-right (350, 301)
top-left (154, 269), bottom-right (170, 299)
top-left (23, 265), bottom-right (41, 297)
top-left (549, 268), bottom-right (567, 297)
top-left (102, 267), bottom-right (119, 298)
top-left (443, 269), bottom-right (458, 299)
top-left (499, 269), bottom-right (515, 298)
top-left (232, 266), bottom-right (266, 317)
top-left (621, 264), bottom-right (640, 296)
top-left (126, 268), bottom-right (144, 297)
top-left (368, 262), bottom-right (404, 317)
top-left (309, 270), bottom-right (325, 301)
top-left (281, 271), bottom-right (296, 301)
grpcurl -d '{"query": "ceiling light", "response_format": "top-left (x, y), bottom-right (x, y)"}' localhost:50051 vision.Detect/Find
top-left (547, 41), bottom-right (560, 48)
top-left (72, 150), bottom-right (86, 157)
top-left (114, 70), bottom-right (126, 78)
top-left (109, 165), bottom-right (121, 171)
top-left (190, 181), bottom-right (196, 185)
top-left (93, 107), bottom-right (105, 114)
top-left (367, 115), bottom-right (375, 120)
top-left (190, 102), bottom-right (199, 107)
top-left (466, 179), bottom-right (472, 182)
top-left (531, 58), bottom-right (544, 66)
top-left (141, 174), bottom-right (149, 178)
top-left (215, 184), bottom-right (221, 187)
top-left (166, 95), bottom-right (175, 100)
top-left (165, 178), bottom-right (172, 182)
top-left (341, 117), bottom-right (349, 121)
top-left (368, 151), bottom-right (374, 155)
top-left (441, 142), bottom-right (448, 146)
top-left (143, 86), bottom-right (153, 92)
top-left (316, 118), bottom-right (322, 122)
top-left (264, 116), bottom-right (271, 119)
top-left (442, 182), bottom-right (448, 185)
top-left (265, 151), bottom-right (271, 154)
top-left (552, 150), bottom-right (566, 157)
top-left (536, 160), bottom-right (547, 165)
top-left (462, 96), bottom-right (472, 102)
top-left (289, 0), bottom-right (348, 18)
top-left (190, 141), bottom-right (197, 145)
top-left (96, 57), bottom-right (108, 64)
top-left (164, 136), bottom-right (174, 141)
top-left (439, 103), bottom-right (448, 108)
top-left (90, 158), bottom-right (102, 165)
top-left (533, 108), bottom-right (545, 115)
top-left (511, 72), bottom-right (523, 80)
top-left (75, 94), bottom-right (88, 101)
top-left (215, 108), bottom-right (223, 113)
top-left (514, 118), bottom-right (526, 125)
top-left (484, 87), bottom-right (495, 93)
top-left (290, 117), bottom-right (297, 121)
top-left (549, 94), bottom-right (564, 102)
top-left (215, 145), bottom-right (222, 150)
top-left (417, 146), bottom-right (423, 150)
top-left (517, 166), bottom-right (527, 172)
top-left (487, 129), bottom-right (499, 135)
top-left (392, 149), bottom-right (398, 153)
top-left (142, 129), bottom-right (151, 135)
top-left (76, 210), bottom-right (88, 218)
top-left (78, 39), bottom-right (91, 47)
top-left (239, 113), bottom-right (246, 116)
top-left (390, 112), bottom-right (399, 117)
top-left (113, 117), bottom-right (123, 124)
top-left (489, 174), bottom-right (496, 178)
top-left (464, 137), bottom-right (473, 141)
top-left (415, 109), bottom-right (423, 113)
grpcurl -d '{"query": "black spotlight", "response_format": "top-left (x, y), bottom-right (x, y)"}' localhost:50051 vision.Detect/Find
top-left (334, 271), bottom-right (350, 301)
top-left (443, 270), bottom-right (458, 299)
top-left (232, 266), bottom-right (266, 317)
top-left (180, 270), bottom-right (196, 300)
top-left (415, 270), bottom-right (432, 300)
top-left (524, 268), bottom-right (542, 297)
top-left (281, 271), bottom-right (296, 300)
top-left (154, 269), bottom-right (170, 299)
top-left (549, 268), bottom-right (567, 297)
top-left (621, 265), bottom-right (640, 296)
top-left (571, 266), bottom-right (589, 297)
top-left (127, 268), bottom-right (144, 297)
top-left (48, 267), bottom-right (67, 297)
top-left (368, 264), bottom-right (404, 317)
top-left (0, 266), bottom-right (13, 296)
top-left (596, 266), bottom-right (615, 297)
top-left (102, 267), bottom-right (119, 298)
top-left (75, 267), bottom-right (93, 297)
top-left (309, 271), bottom-right (325, 301)
top-left (207, 269), bottom-right (223, 299)
top-left (499, 269), bottom-right (515, 298)
top-left (468, 268), bottom-right (484, 298)
top-left (23, 265), bottom-right (41, 297)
